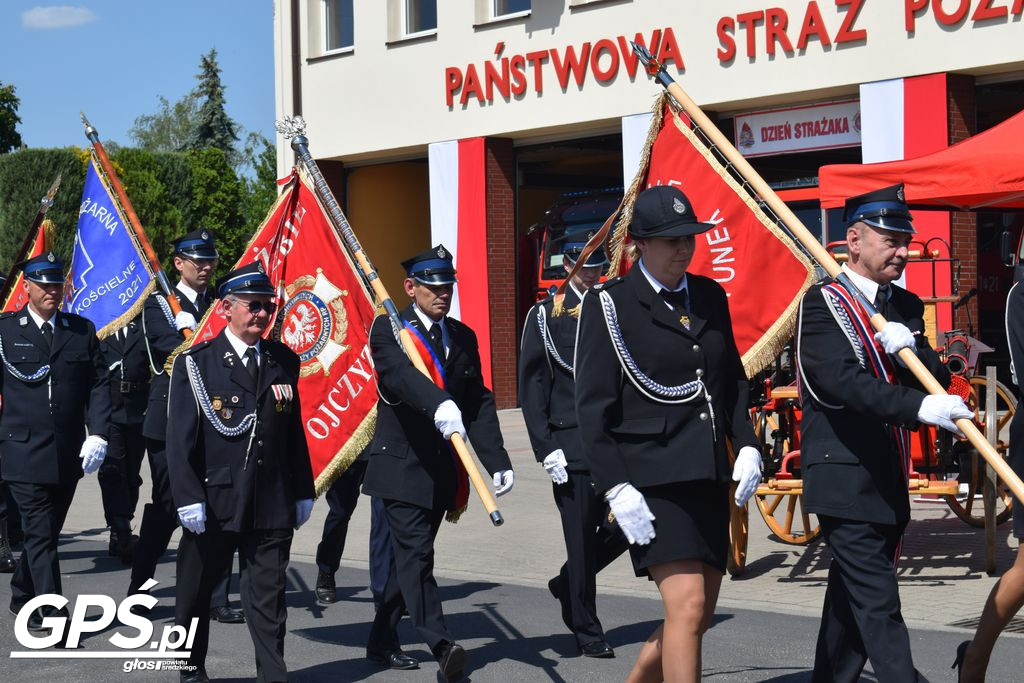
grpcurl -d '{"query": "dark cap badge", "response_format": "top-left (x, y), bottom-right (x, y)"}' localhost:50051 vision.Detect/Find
top-left (47, 253), bottom-right (55, 262)
top-left (672, 197), bottom-right (687, 214)
top-left (201, 230), bottom-right (210, 240)
top-left (437, 246), bottom-right (447, 258)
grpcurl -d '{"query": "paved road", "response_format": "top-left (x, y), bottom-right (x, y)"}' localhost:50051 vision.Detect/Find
top-left (2, 408), bottom-right (1021, 680)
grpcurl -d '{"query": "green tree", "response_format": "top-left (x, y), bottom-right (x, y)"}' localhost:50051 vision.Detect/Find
top-left (128, 94), bottom-right (198, 153)
top-left (240, 133), bottom-right (278, 234)
top-left (185, 147), bottom-right (245, 276)
top-left (0, 83), bottom-right (24, 154)
top-left (183, 49), bottom-right (240, 165)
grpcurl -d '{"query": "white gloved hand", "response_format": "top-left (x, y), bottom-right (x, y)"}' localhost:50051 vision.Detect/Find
top-left (294, 499), bottom-right (314, 529)
top-left (918, 394), bottom-right (974, 437)
top-left (174, 311), bottom-right (198, 331)
top-left (542, 449), bottom-right (569, 485)
top-left (605, 483), bottom-right (656, 545)
top-left (79, 435), bottom-right (107, 474)
top-left (493, 470), bottom-right (515, 496)
top-left (874, 322), bottom-right (917, 366)
top-left (433, 400), bottom-right (467, 441)
top-left (731, 446), bottom-right (763, 507)
top-left (177, 502), bottom-right (206, 534)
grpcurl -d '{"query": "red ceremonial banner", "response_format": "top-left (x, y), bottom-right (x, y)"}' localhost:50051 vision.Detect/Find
top-left (2, 221), bottom-right (50, 313)
top-left (621, 102), bottom-right (814, 375)
top-left (186, 170), bottom-right (379, 494)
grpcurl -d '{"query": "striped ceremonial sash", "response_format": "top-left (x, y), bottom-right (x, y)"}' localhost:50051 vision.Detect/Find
top-left (404, 322), bottom-right (469, 521)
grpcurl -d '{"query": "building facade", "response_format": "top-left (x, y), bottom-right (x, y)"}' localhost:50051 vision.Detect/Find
top-left (274, 0), bottom-right (1024, 407)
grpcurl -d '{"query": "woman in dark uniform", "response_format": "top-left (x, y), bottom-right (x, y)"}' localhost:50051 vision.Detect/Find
top-left (575, 186), bottom-right (762, 682)
top-left (955, 281), bottom-right (1024, 681)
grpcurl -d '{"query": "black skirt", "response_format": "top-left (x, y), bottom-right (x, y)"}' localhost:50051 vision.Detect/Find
top-left (629, 480), bottom-right (730, 577)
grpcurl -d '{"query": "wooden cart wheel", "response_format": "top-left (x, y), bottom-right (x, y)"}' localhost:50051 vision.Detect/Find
top-left (726, 440), bottom-right (749, 576)
top-left (944, 376), bottom-right (1016, 527)
top-left (753, 475), bottom-right (821, 545)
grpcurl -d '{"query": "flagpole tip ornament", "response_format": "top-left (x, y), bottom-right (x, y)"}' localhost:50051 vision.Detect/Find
top-left (80, 111), bottom-right (97, 139)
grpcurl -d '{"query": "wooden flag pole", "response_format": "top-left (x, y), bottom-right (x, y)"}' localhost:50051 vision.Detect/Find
top-left (633, 43), bottom-right (1024, 503)
top-left (276, 115), bottom-right (504, 527)
top-left (0, 173), bottom-right (61, 307)
top-left (80, 113), bottom-right (191, 339)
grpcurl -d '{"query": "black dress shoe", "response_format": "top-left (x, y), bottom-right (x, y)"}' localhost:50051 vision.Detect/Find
top-left (548, 576), bottom-right (572, 631)
top-left (180, 668), bottom-right (210, 683)
top-left (367, 648), bottom-right (419, 670)
top-left (209, 606), bottom-right (245, 624)
top-left (580, 640), bottom-right (615, 658)
top-left (952, 640), bottom-right (970, 683)
top-left (436, 642), bottom-right (467, 679)
top-left (109, 531), bottom-right (138, 565)
top-left (315, 570), bottom-right (337, 605)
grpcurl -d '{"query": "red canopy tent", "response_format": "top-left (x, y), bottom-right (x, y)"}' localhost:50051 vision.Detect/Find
top-left (819, 109), bottom-right (1024, 210)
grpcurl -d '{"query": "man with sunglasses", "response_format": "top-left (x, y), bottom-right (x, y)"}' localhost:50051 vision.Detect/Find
top-left (363, 245), bottom-right (513, 678)
top-left (166, 262), bottom-right (314, 683)
top-left (129, 229), bottom-right (243, 625)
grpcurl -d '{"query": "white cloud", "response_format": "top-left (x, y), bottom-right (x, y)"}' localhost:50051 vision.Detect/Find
top-left (21, 5), bottom-right (97, 30)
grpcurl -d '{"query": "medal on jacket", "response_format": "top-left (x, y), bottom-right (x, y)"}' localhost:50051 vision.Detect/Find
top-left (212, 397), bottom-right (223, 411)
top-left (222, 408), bottom-right (233, 419)
top-left (679, 314), bottom-right (690, 329)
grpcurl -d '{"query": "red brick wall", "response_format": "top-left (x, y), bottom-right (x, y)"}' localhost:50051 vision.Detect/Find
top-left (485, 138), bottom-right (517, 408)
top-left (947, 74), bottom-right (977, 332)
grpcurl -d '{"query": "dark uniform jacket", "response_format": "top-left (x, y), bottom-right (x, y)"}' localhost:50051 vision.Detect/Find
top-left (575, 266), bottom-right (757, 495)
top-left (141, 288), bottom-right (204, 441)
top-left (361, 305), bottom-right (512, 511)
top-left (0, 308), bottom-right (111, 484)
top-left (165, 332), bottom-right (315, 532)
top-left (796, 278), bottom-right (951, 525)
top-left (519, 286), bottom-right (589, 469)
top-left (100, 316), bottom-right (150, 425)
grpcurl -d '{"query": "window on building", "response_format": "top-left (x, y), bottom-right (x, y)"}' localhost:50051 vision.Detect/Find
top-left (324, 0), bottom-right (354, 52)
top-left (494, 0), bottom-right (530, 17)
top-left (406, 0), bottom-right (437, 34)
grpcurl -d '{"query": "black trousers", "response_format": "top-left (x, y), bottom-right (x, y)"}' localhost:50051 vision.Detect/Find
top-left (812, 516), bottom-right (925, 683)
top-left (98, 422), bottom-right (146, 531)
top-left (130, 438), bottom-right (231, 606)
top-left (552, 471), bottom-right (629, 645)
top-left (175, 527), bottom-right (293, 682)
top-left (315, 460), bottom-right (366, 574)
top-left (8, 479), bottom-right (78, 606)
top-left (0, 479), bottom-right (23, 542)
top-left (368, 500), bottom-right (450, 655)
top-left (368, 496), bottom-right (393, 599)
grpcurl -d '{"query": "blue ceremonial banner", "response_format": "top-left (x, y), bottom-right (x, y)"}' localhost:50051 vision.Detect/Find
top-left (64, 156), bottom-right (156, 337)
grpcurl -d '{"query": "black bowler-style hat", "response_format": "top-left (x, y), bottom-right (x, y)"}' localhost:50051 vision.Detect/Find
top-left (843, 183), bottom-right (915, 233)
top-left (217, 262), bottom-right (274, 298)
top-left (628, 186), bottom-right (715, 239)
top-left (558, 231), bottom-right (609, 267)
top-left (173, 228), bottom-right (220, 260)
top-left (19, 251), bottom-right (64, 285)
top-left (401, 244), bottom-right (457, 286)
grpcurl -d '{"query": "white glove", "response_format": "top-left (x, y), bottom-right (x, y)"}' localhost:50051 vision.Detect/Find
top-left (874, 322), bottom-right (916, 366)
top-left (174, 311), bottom-right (198, 331)
top-left (493, 469), bottom-right (515, 496)
top-left (605, 483), bottom-right (656, 545)
top-left (918, 394), bottom-right (973, 438)
top-left (79, 435), bottom-right (107, 474)
top-left (542, 449), bottom-right (569, 485)
top-left (177, 502), bottom-right (206, 534)
top-left (294, 499), bottom-right (314, 529)
top-left (732, 446), bottom-right (763, 507)
top-left (433, 399), bottom-right (467, 441)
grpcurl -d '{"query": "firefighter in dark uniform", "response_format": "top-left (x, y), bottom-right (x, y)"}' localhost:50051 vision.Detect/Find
top-left (796, 184), bottom-right (971, 682)
top-left (129, 230), bottom-right (242, 623)
top-left (167, 262), bottom-right (315, 683)
top-left (518, 236), bottom-right (626, 658)
top-left (0, 271), bottom-right (23, 574)
top-left (574, 187), bottom-right (762, 681)
top-left (97, 314), bottom-right (148, 563)
top-left (362, 245), bottom-right (514, 678)
top-left (1, 253), bottom-right (111, 630)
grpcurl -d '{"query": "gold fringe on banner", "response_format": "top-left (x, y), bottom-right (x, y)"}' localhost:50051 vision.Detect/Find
top-left (95, 279), bottom-right (157, 340)
top-left (313, 406), bottom-right (378, 498)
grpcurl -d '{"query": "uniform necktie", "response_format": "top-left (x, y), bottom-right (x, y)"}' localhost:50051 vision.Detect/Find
top-left (659, 288), bottom-right (689, 313)
top-left (244, 347), bottom-right (259, 381)
top-left (41, 321), bottom-right (53, 349)
top-left (195, 292), bottom-right (208, 317)
top-left (428, 323), bottom-right (445, 361)
top-left (875, 285), bottom-right (891, 319)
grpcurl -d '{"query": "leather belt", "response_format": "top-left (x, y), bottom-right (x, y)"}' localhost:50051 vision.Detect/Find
top-left (119, 380), bottom-right (147, 394)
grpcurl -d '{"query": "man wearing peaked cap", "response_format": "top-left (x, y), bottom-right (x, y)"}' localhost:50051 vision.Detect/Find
top-left (362, 244), bottom-right (513, 678)
top-left (166, 261), bottom-right (314, 682)
top-left (797, 182), bottom-right (969, 681)
top-left (1, 252), bottom-right (112, 633)
top-left (519, 229), bottom-right (626, 658)
top-left (129, 228), bottom-right (244, 625)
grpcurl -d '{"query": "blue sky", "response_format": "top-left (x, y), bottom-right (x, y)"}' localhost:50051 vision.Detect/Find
top-left (1, 1), bottom-right (275, 149)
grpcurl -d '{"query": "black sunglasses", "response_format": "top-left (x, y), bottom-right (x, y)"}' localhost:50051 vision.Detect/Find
top-left (239, 300), bottom-right (277, 315)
